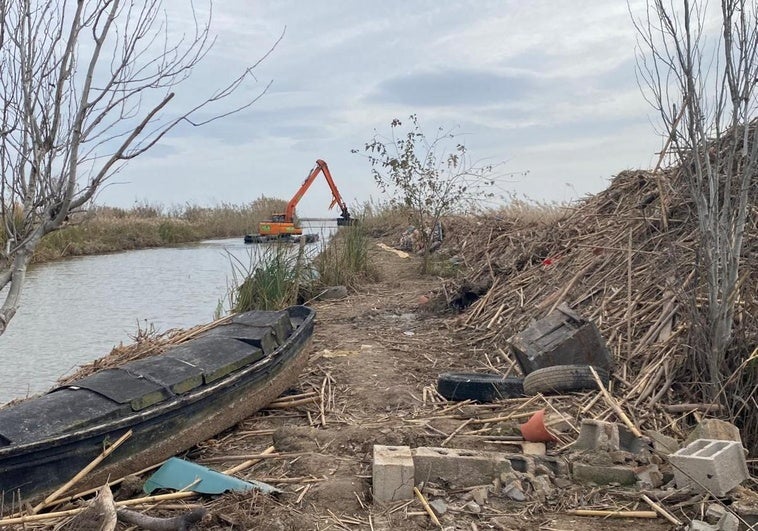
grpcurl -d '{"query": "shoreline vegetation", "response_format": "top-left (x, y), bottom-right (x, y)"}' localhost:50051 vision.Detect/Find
top-left (26, 196), bottom-right (288, 264)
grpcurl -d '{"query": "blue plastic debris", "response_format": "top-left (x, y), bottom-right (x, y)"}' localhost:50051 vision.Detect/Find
top-left (143, 457), bottom-right (281, 495)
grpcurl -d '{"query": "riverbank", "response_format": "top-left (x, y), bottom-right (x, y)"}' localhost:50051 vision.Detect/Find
top-left (160, 239), bottom-right (673, 530)
top-left (29, 198), bottom-right (286, 263)
top-left (5, 221), bottom-right (756, 529)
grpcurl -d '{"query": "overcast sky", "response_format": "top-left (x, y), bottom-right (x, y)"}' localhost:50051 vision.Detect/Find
top-left (98, 0), bottom-right (664, 217)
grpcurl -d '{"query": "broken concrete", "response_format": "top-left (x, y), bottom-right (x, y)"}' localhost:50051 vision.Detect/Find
top-left (503, 480), bottom-right (526, 501)
top-left (529, 474), bottom-right (555, 502)
top-left (635, 463), bottom-right (664, 489)
top-left (573, 419), bottom-right (643, 453)
top-left (428, 499), bottom-right (447, 516)
top-left (521, 442), bottom-right (546, 456)
top-left (705, 504), bottom-right (740, 531)
top-left (412, 447), bottom-right (514, 488)
top-left (689, 520), bottom-right (718, 531)
top-left (645, 429), bottom-right (680, 455)
top-left (685, 419), bottom-right (743, 446)
top-left (372, 445), bottom-right (414, 503)
top-left (571, 462), bottom-right (637, 486)
top-left (669, 439), bottom-right (749, 497)
top-left (732, 497), bottom-right (758, 531)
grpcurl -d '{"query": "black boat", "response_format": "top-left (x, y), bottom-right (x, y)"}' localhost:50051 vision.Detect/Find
top-left (0, 305), bottom-right (315, 503)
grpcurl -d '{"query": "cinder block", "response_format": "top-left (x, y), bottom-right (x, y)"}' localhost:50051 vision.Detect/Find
top-left (412, 447), bottom-right (513, 488)
top-left (669, 439), bottom-right (748, 497)
top-left (684, 419), bottom-right (742, 446)
top-left (372, 445), bottom-right (414, 503)
top-left (572, 462), bottom-right (637, 485)
top-left (507, 304), bottom-right (612, 374)
top-left (573, 419), bottom-right (643, 453)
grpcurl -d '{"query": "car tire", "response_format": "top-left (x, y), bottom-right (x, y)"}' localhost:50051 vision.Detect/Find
top-left (522, 365), bottom-right (609, 396)
top-left (437, 372), bottom-right (525, 402)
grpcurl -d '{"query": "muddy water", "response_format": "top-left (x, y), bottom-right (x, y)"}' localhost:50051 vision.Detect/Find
top-left (0, 237), bottom-right (307, 404)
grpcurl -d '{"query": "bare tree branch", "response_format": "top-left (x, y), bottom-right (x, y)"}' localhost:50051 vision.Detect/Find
top-left (0, 0), bottom-right (277, 335)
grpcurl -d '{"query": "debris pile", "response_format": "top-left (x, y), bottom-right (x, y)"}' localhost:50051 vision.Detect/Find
top-left (444, 167), bottom-right (758, 458)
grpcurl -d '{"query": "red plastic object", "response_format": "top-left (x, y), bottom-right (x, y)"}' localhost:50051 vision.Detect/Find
top-left (519, 409), bottom-right (559, 442)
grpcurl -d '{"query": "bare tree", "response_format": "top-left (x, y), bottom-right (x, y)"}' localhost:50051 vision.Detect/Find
top-left (633, 0), bottom-right (757, 397)
top-left (0, 0), bottom-right (277, 335)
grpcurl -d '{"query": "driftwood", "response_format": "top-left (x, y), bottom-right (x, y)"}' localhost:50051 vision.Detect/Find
top-left (117, 507), bottom-right (206, 531)
top-left (52, 484), bottom-right (205, 531)
top-left (55, 485), bottom-right (117, 531)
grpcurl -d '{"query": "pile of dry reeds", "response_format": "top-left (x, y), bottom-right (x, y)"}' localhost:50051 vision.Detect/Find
top-left (449, 166), bottom-right (758, 457)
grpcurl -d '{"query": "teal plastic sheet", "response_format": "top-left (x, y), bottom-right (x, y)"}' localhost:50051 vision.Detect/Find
top-left (143, 457), bottom-right (281, 495)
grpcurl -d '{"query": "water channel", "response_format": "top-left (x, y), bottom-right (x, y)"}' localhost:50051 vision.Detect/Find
top-left (0, 231), bottom-right (327, 405)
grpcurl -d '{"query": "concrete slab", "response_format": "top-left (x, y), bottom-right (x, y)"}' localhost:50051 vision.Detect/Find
top-left (412, 447), bottom-right (513, 488)
top-left (572, 462), bottom-right (637, 486)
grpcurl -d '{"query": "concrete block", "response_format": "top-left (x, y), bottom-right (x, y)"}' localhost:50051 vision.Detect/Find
top-left (372, 445), bottom-right (414, 503)
top-left (572, 462), bottom-right (637, 486)
top-left (573, 419), bottom-right (643, 453)
top-left (685, 419), bottom-right (742, 446)
top-left (669, 439), bottom-right (749, 497)
top-left (412, 447), bottom-right (513, 488)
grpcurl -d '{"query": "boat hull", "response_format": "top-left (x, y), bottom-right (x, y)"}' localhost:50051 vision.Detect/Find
top-left (0, 305), bottom-right (314, 504)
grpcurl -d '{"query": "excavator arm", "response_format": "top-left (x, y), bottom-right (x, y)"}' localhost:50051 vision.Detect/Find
top-left (283, 159), bottom-right (350, 223)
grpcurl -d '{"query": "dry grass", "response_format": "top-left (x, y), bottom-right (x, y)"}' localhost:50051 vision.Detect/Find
top-left (443, 168), bottom-right (758, 460)
top-left (28, 197), bottom-right (287, 263)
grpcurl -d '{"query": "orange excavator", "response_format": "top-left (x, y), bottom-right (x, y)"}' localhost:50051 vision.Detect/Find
top-left (245, 159), bottom-right (352, 243)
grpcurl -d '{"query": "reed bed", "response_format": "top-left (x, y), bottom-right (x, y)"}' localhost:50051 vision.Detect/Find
top-left (312, 221), bottom-right (378, 290)
top-left (24, 197), bottom-right (287, 263)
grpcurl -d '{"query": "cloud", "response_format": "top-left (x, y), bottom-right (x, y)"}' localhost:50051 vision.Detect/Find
top-left (92, 0), bottom-right (668, 211)
top-left (369, 69), bottom-right (540, 108)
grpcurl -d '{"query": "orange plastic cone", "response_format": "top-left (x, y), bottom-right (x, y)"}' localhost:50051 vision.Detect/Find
top-left (519, 409), bottom-right (559, 442)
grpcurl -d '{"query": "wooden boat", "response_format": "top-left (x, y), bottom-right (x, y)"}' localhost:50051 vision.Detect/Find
top-left (0, 305), bottom-right (315, 503)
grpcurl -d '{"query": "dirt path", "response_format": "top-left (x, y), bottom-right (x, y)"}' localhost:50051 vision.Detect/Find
top-left (191, 241), bottom-right (672, 530)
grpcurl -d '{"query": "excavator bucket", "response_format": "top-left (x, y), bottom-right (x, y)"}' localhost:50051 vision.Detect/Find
top-left (337, 215), bottom-right (355, 226)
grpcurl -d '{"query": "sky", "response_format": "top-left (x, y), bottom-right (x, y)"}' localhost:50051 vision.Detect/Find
top-left (96, 0), bottom-right (665, 217)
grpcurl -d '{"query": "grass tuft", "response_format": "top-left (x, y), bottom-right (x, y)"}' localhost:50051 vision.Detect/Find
top-left (313, 221), bottom-right (377, 290)
top-left (230, 243), bottom-right (311, 311)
